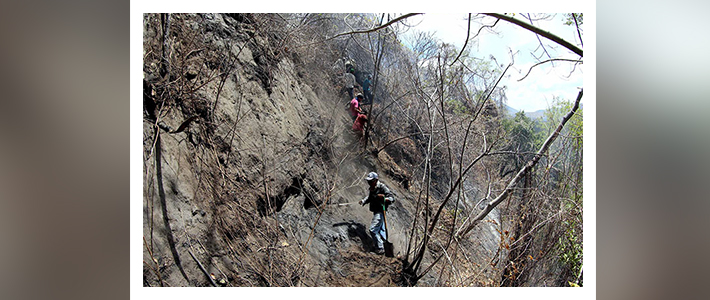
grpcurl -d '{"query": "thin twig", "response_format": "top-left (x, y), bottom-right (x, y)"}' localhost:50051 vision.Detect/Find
top-left (450, 14), bottom-right (472, 67)
top-left (143, 236), bottom-right (165, 286)
top-left (573, 13), bottom-right (583, 47)
top-left (517, 58), bottom-right (582, 81)
top-left (187, 248), bottom-right (218, 287)
top-left (329, 13), bottom-right (421, 40)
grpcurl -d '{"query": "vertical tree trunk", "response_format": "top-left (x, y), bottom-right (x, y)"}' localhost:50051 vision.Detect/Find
top-left (160, 13), bottom-right (171, 78)
top-left (501, 169), bottom-right (535, 286)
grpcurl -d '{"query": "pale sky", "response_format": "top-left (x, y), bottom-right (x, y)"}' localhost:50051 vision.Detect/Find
top-left (402, 13), bottom-right (584, 112)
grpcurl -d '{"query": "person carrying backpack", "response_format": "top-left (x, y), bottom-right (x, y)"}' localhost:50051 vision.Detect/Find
top-left (362, 75), bottom-right (372, 103)
top-left (358, 172), bottom-right (395, 254)
top-left (343, 71), bottom-right (357, 100)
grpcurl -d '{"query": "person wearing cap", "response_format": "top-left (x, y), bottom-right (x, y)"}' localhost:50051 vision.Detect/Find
top-left (358, 172), bottom-right (395, 254)
top-left (349, 94), bottom-right (363, 121)
top-left (343, 70), bottom-right (357, 100)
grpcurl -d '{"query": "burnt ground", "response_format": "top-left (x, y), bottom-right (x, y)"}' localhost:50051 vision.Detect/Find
top-left (142, 13), bottom-right (504, 287)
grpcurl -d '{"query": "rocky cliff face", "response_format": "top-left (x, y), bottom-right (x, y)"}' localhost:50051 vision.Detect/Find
top-left (142, 13), bottom-right (503, 287)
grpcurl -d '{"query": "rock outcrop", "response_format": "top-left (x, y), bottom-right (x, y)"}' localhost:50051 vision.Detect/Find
top-left (142, 13), bottom-right (503, 287)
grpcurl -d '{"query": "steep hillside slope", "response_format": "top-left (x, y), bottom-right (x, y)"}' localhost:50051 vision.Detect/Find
top-left (142, 13), bottom-right (505, 287)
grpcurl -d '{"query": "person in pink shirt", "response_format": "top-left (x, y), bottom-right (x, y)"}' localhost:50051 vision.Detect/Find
top-left (349, 94), bottom-right (363, 121)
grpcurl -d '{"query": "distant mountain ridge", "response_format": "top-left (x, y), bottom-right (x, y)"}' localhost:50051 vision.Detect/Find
top-left (504, 102), bottom-right (583, 121)
top-left (503, 104), bottom-right (547, 120)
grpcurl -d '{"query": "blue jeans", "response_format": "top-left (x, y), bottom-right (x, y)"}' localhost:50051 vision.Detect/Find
top-left (369, 212), bottom-right (387, 250)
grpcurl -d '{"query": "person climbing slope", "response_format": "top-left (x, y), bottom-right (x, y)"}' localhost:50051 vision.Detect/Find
top-left (349, 93), bottom-right (363, 121)
top-left (343, 70), bottom-right (357, 100)
top-left (352, 112), bottom-right (369, 144)
top-left (352, 112), bottom-right (368, 133)
top-left (362, 75), bottom-right (372, 103)
top-left (358, 172), bottom-right (394, 255)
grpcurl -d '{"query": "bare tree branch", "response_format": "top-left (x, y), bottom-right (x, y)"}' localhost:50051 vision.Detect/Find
top-left (456, 88), bottom-right (583, 239)
top-left (573, 13), bottom-right (583, 47)
top-left (482, 13), bottom-right (582, 57)
top-left (525, 13), bottom-right (553, 63)
top-left (450, 14), bottom-right (472, 67)
top-left (409, 62), bottom-right (513, 279)
top-left (328, 13), bottom-right (422, 40)
top-left (376, 132), bottom-right (421, 154)
top-left (517, 58), bottom-right (583, 81)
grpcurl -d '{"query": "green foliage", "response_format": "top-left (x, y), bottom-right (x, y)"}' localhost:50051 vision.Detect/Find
top-left (502, 111), bottom-right (545, 153)
top-left (543, 97), bottom-right (583, 149)
top-left (545, 97), bottom-right (583, 286)
top-left (564, 13), bottom-right (583, 27)
top-left (558, 195), bottom-right (583, 285)
top-left (445, 98), bottom-right (470, 115)
top-left (558, 215), bottom-right (583, 286)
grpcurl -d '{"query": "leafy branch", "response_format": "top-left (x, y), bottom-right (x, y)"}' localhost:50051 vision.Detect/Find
top-left (456, 88), bottom-right (583, 239)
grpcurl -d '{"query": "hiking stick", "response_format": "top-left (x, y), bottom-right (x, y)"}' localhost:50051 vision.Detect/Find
top-left (384, 215), bottom-right (389, 241)
top-left (329, 201), bottom-right (359, 207)
top-left (382, 203), bottom-right (394, 257)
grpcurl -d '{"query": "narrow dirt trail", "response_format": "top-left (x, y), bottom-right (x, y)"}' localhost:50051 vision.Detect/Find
top-left (296, 97), bottom-right (411, 286)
